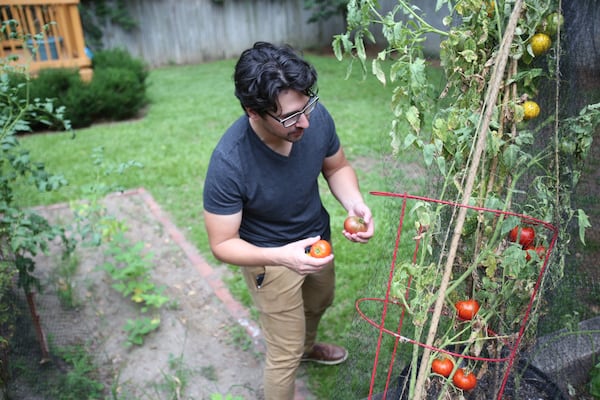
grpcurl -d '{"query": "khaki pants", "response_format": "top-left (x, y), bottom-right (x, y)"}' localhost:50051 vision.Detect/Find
top-left (242, 261), bottom-right (335, 400)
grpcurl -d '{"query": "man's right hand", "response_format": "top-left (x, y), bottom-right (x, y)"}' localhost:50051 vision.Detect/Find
top-left (280, 236), bottom-right (334, 275)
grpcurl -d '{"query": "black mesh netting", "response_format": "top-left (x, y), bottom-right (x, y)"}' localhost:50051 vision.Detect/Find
top-left (1, 2), bottom-right (598, 400)
top-left (332, 1), bottom-right (600, 399)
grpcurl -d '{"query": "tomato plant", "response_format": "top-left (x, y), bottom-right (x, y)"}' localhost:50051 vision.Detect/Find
top-left (309, 240), bottom-right (332, 258)
top-left (334, 0), bottom-right (600, 398)
top-left (455, 299), bottom-right (480, 320)
top-left (344, 216), bottom-right (367, 234)
top-left (508, 226), bottom-right (536, 248)
top-left (452, 368), bottom-right (477, 391)
top-left (431, 357), bottom-right (454, 377)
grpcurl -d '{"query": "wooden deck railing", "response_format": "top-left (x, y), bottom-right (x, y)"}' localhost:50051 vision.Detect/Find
top-left (1, 0), bottom-right (92, 81)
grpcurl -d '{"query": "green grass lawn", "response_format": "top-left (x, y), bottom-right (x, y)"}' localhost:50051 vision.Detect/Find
top-left (19, 54), bottom-right (438, 398)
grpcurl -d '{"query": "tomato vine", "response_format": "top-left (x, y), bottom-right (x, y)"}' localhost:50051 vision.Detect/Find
top-left (334, 0), bottom-right (600, 398)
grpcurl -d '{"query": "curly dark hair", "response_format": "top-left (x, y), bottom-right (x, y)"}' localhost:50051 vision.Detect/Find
top-left (233, 42), bottom-right (318, 116)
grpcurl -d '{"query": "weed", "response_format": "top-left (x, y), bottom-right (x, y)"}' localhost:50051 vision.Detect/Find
top-left (201, 365), bottom-right (218, 382)
top-left (50, 345), bottom-right (105, 400)
top-left (152, 352), bottom-right (194, 400)
top-left (51, 251), bottom-right (80, 308)
top-left (225, 324), bottom-right (254, 353)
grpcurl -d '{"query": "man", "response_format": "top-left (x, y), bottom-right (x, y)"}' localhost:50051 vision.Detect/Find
top-left (203, 41), bottom-right (374, 400)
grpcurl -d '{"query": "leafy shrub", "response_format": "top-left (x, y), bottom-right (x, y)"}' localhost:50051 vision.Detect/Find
top-left (92, 47), bottom-right (149, 86)
top-left (6, 47), bottom-right (148, 131)
top-left (26, 69), bottom-right (92, 129)
top-left (28, 68), bottom-right (82, 100)
top-left (88, 67), bottom-right (148, 121)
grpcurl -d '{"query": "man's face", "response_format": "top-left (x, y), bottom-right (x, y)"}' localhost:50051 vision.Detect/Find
top-left (258, 90), bottom-right (315, 143)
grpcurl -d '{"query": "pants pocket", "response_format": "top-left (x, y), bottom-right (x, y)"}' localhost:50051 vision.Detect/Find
top-left (242, 266), bottom-right (266, 292)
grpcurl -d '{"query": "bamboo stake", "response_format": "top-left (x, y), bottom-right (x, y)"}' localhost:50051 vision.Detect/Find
top-left (412, 1), bottom-right (525, 398)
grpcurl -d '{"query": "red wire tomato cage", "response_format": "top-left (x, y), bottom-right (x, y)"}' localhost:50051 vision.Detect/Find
top-left (356, 191), bottom-right (559, 399)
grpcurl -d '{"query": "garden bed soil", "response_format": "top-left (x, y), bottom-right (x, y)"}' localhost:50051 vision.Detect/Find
top-left (7, 188), bottom-right (277, 399)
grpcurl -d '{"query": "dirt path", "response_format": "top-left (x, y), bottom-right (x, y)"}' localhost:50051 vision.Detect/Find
top-left (14, 188), bottom-right (311, 400)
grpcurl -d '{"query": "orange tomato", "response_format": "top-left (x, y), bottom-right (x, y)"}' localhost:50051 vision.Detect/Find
top-left (309, 240), bottom-right (332, 258)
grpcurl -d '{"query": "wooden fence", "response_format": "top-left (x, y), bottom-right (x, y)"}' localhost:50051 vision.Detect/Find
top-left (99, 0), bottom-right (347, 68)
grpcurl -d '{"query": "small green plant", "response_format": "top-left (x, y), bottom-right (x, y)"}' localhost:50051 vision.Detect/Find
top-left (50, 344), bottom-right (105, 400)
top-left (100, 232), bottom-right (169, 346)
top-left (152, 352), bottom-right (194, 400)
top-left (225, 324), bottom-right (254, 353)
top-left (69, 146), bottom-right (142, 247)
top-left (101, 233), bottom-right (169, 310)
top-left (52, 251), bottom-right (80, 308)
top-left (201, 365), bottom-right (218, 382)
top-left (55, 146), bottom-right (142, 309)
top-left (122, 316), bottom-right (161, 347)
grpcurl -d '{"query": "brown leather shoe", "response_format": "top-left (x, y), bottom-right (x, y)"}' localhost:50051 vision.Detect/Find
top-left (301, 343), bottom-right (348, 365)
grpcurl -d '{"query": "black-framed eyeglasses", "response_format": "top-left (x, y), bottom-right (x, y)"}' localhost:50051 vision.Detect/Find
top-left (266, 96), bottom-right (319, 128)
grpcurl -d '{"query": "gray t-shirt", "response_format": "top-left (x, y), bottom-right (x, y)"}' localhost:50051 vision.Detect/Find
top-left (203, 103), bottom-right (340, 247)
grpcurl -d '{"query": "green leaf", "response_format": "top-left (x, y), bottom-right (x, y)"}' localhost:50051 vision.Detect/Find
top-left (403, 132), bottom-right (418, 149)
top-left (372, 59), bottom-right (386, 85)
top-left (577, 209), bottom-right (591, 245)
top-left (436, 154), bottom-right (446, 175)
top-left (423, 143), bottom-right (436, 167)
top-left (502, 144), bottom-right (519, 169)
top-left (405, 105), bottom-right (421, 134)
top-left (355, 35), bottom-right (366, 62)
top-left (332, 36), bottom-right (343, 60)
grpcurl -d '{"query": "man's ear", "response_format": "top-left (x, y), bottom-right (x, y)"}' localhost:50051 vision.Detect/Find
top-left (246, 108), bottom-right (260, 120)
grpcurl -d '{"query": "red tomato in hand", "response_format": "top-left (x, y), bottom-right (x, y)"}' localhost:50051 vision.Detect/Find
top-left (309, 240), bottom-right (332, 258)
top-left (431, 357), bottom-right (454, 377)
top-left (344, 216), bottom-right (368, 234)
top-left (452, 368), bottom-right (477, 391)
top-left (455, 299), bottom-right (480, 320)
top-left (508, 226), bottom-right (535, 248)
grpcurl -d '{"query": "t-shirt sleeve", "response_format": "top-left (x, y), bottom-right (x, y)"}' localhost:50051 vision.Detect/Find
top-left (203, 149), bottom-right (243, 215)
top-left (321, 104), bottom-right (341, 158)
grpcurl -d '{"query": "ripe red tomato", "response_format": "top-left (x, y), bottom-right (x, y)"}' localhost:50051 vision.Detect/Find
top-left (344, 216), bottom-right (368, 234)
top-left (525, 245), bottom-right (546, 261)
top-left (452, 368), bottom-right (477, 391)
top-left (431, 357), bottom-right (454, 377)
top-left (309, 240), bottom-right (332, 258)
top-left (455, 299), bottom-right (480, 320)
top-left (508, 226), bottom-right (535, 248)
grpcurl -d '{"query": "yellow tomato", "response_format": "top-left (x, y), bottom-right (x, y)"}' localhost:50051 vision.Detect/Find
top-left (530, 33), bottom-right (552, 56)
top-left (523, 101), bottom-right (540, 120)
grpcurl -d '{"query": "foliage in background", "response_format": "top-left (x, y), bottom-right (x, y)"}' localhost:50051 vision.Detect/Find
top-left (334, 0), bottom-right (600, 398)
top-left (0, 40), bottom-right (72, 394)
top-left (79, 0), bottom-right (137, 50)
top-left (304, 0), bottom-right (349, 23)
top-left (4, 47), bottom-right (149, 130)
